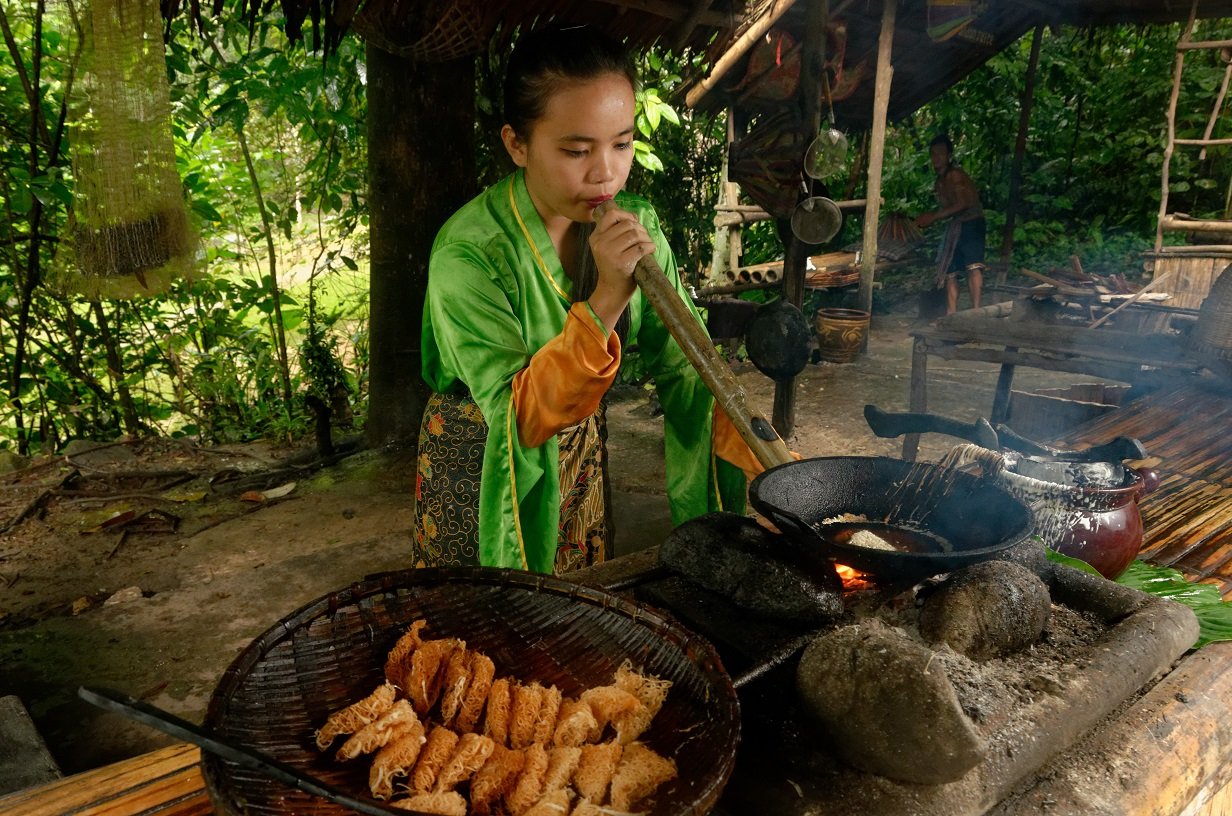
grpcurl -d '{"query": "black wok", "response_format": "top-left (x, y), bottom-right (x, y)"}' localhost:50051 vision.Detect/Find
top-left (749, 456), bottom-right (1035, 583)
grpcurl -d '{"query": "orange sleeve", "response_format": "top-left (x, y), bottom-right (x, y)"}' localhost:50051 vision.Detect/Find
top-left (512, 302), bottom-right (621, 448)
top-left (711, 404), bottom-right (764, 482)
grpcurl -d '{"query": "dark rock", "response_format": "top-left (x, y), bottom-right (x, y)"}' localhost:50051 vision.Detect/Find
top-left (918, 560), bottom-right (1052, 661)
top-left (795, 618), bottom-right (985, 784)
top-left (658, 512), bottom-right (843, 625)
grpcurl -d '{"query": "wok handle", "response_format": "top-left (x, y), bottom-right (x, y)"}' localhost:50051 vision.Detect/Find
top-left (864, 405), bottom-right (1000, 450)
top-left (77, 687), bottom-right (412, 816)
top-left (595, 201), bottom-right (794, 470)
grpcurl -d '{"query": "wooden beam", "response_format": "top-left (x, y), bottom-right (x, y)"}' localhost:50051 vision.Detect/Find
top-left (771, 0), bottom-right (826, 439)
top-left (683, 0), bottom-right (800, 109)
top-left (858, 0), bottom-right (896, 318)
top-left (672, 0), bottom-right (721, 48)
top-left (592, 0), bottom-right (731, 27)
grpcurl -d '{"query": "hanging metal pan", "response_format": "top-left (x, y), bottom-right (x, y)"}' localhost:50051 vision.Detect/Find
top-left (790, 196), bottom-right (843, 244)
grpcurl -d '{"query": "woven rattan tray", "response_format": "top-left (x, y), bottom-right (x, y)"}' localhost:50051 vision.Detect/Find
top-left (201, 567), bottom-right (740, 815)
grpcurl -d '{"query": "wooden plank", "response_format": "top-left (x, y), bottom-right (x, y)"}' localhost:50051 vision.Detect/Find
top-left (0, 744), bottom-right (209, 816)
top-left (926, 318), bottom-right (1191, 360)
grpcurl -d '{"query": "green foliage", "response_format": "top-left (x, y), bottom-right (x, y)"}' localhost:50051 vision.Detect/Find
top-left (627, 51), bottom-right (727, 283)
top-left (1116, 559), bottom-right (1232, 649)
top-left (878, 20), bottom-right (1232, 275)
top-left (2, 13), bottom-right (1230, 451)
top-left (0, 4), bottom-right (369, 452)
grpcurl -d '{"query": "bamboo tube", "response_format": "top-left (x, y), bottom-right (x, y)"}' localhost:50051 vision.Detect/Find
top-left (595, 202), bottom-right (794, 469)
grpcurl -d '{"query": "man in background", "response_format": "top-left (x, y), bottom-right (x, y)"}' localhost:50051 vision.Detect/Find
top-left (915, 133), bottom-right (985, 315)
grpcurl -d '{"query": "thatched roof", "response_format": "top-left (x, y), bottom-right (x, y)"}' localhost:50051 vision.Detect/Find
top-left (167, 0), bottom-right (1232, 126)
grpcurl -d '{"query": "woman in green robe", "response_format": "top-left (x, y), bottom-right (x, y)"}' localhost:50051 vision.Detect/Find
top-left (412, 28), bottom-right (758, 575)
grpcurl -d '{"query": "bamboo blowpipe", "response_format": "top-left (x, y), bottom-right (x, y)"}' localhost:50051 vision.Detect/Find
top-left (594, 201), bottom-right (795, 470)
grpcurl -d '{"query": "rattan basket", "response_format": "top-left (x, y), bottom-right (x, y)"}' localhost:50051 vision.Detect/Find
top-left (201, 567), bottom-right (740, 815)
top-left (1190, 262), bottom-right (1232, 376)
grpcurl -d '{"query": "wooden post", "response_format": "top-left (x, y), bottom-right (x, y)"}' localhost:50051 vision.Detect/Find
top-left (858, 0), bottom-right (897, 321)
top-left (771, 0), bottom-right (828, 438)
top-left (998, 24), bottom-right (1043, 284)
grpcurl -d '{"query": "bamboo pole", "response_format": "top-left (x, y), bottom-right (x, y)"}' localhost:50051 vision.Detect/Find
top-left (858, 0), bottom-right (897, 316)
top-left (1088, 271), bottom-right (1176, 330)
top-left (1156, 2), bottom-right (1198, 252)
top-left (594, 202), bottom-right (794, 470)
top-left (683, 0), bottom-right (800, 109)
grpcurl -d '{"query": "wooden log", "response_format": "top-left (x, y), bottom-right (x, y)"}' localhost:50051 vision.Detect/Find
top-left (991, 643), bottom-right (1232, 815)
top-left (1160, 215), bottom-right (1232, 235)
top-left (1016, 267), bottom-right (1090, 297)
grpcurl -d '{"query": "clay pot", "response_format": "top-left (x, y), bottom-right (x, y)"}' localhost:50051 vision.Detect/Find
top-left (815, 308), bottom-right (870, 363)
top-left (999, 466), bottom-right (1159, 580)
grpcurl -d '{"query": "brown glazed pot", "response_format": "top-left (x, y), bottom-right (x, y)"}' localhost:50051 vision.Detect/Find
top-left (1000, 466), bottom-right (1160, 580)
top-left (815, 307), bottom-right (870, 364)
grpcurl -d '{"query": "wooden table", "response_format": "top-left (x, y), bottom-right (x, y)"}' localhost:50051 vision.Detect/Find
top-left (901, 302), bottom-right (1206, 460)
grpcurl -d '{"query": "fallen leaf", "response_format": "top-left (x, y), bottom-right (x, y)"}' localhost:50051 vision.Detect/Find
top-left (261, 482), bottom-right (297, 500)
top-left (239, 490), bottom-right (266, 503)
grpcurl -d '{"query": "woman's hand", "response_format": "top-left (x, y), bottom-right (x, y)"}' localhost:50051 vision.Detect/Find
top-left (915, 211), bottom-right (937, 229)
top-left (589, 205), bottom-right (656, 331)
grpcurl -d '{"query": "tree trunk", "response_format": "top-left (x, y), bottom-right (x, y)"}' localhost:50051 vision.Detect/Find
top-left (365, 45), bottom-right (476, 447)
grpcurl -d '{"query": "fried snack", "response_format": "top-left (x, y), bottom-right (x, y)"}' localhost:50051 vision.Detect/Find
top-left (608, 742), bottom-right (678, 811)
top-left (384, 620), bottom-right (428, 687)
top-left (369, 720), bottom-right (427, 799)
top-left (532, 685), bottom-right (564, 746)
top-left (433, 731), bottom-right (496, 793)
top-left (613, 662), bottom-right (672, 744)
top-left (509, 681), bottom-right (546, 749)
top-left (453, 651), bottom-right (495, 733)
top-left (315, 681), bottom-right (397, 750)
top-left (552, 698), bottom-right (600, 747)
top-left (410, 725), bottom-right (460, 794)
top-left (542, 745), bottom-right (582, 793)
top-left (569, 799), bottom-right (603, 816)
top-left (484, 677), bottom-right (513, 746)
top-left (471, 745), bottom-right (525, 816)
top-left (407, 638), bottom-right (464, 716)
top-left (337, 699), bottom-right (419, 760)
top-left (572, 740), bottom-right (622, 803)
top-left (437, 646), bottom-right (473, 724)
top-left (505, 742), bottom-right (549, 816)
top-left (390, 791), bottom-right (467, 815)
top-left (523, 788), bottom-right (572, 816)
top-left (580, 686), bottom-right (644, 737)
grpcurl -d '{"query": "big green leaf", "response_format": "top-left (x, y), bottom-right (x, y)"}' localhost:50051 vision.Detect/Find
top-left (1115, 560), bottom-right (1232, 649)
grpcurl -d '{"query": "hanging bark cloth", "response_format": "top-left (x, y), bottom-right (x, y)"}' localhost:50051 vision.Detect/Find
top-left (60, 0), bottom-right (199, 299)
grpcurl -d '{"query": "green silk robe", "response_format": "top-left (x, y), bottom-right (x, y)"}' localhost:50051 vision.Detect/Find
top-left (421, 170), bottom-right (746, 573)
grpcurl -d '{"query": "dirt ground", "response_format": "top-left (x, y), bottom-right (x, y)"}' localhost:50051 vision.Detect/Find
top-left (0, 297), bottom-right (1107, 778)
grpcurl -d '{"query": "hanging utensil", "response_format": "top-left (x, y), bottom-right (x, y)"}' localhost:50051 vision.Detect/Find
top-left (790, 194), bottom-right (843, 244)
top-left (77, 687), bottom-right (411, 816)
top-left (802, 44), bottom-right (849, 181)
top-left (803, 126), bottom-right (848, 180)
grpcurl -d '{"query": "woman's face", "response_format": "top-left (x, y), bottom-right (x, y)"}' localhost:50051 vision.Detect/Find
top-left (502, 73), bottom-right (637, 228)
